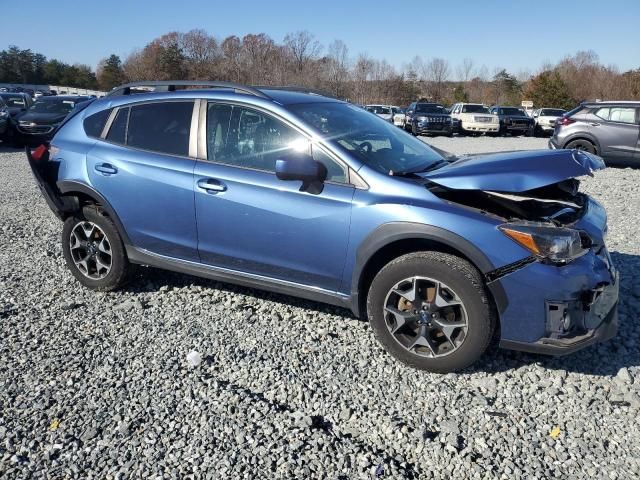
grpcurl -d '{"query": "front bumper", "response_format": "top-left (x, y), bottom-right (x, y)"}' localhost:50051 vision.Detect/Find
top-left (494, 238), bottom-right (619, 355)
top-left (499, 272), bottom-right (618, 355)
top-left (461, 121), bottom-right (499, 133)
top-left (415, 122), bottom-right (453, 135)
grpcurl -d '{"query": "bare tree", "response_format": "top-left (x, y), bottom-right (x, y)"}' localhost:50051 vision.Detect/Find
top-left (457, 57), bottom-right (474, 82)
top-left (425, 57), bottom-right (450, 102)
top-left (284, 31), bottom-right (322, 83)
top-left (326, 39), bottom-right (350, 97)
top-left (180, 29), bottom-right (219, 79)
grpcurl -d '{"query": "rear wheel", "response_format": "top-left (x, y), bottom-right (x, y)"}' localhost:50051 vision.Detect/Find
top-left (565, 139), bottom-right (596, 154)
top-left (367, 252), bottom-right (495, 373)
top-left (62, 206), bottom-right (130, 291)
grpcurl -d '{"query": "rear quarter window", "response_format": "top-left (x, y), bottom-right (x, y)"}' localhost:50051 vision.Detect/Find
top-left (83, 108), bottom-right (111, 138)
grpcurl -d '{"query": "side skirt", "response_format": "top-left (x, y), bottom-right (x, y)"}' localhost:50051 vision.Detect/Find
top-left (126, 246), bottom-right (353, 312)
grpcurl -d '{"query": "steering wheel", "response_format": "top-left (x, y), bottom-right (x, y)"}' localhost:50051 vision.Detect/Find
top-left (357, 141), bottom-right (373, 154)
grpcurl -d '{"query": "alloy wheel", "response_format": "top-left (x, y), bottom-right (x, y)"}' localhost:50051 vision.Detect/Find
top-left (69, 221), bottom-right (112, 279)
top-left (383, 276), bottom-right (468, 358)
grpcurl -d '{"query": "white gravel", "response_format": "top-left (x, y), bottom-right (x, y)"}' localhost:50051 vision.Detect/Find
top-left (1, 140), bottom-right (639, 479)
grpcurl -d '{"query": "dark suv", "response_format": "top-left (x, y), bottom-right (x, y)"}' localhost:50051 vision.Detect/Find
top-left (489, 106), bottom-right (534, 136)
top-left (549, 101), bottom-right (640, 165)
top-left (404, 102), bottom-right (452, 136)
top-left (25, 81), bottom-right (618, 373)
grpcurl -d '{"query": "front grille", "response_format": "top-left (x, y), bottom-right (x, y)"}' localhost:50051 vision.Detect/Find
top-left (17, 124), bottom-right (55, 135)
top-left (475, 116), bottom-right (492, 123)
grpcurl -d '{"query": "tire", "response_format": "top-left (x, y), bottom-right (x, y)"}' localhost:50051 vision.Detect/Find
top-left (565, 139), bottom-right (596, 154)
top-left (62, 205), bottom-right (130, 291)
top-left (411, 124), bottom-right (418, 136)
top-left (367, 251), bottom-right (495, 373)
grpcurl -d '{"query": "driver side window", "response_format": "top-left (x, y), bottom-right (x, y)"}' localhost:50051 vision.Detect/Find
top-left (206, 102), bottom-right (304, 172)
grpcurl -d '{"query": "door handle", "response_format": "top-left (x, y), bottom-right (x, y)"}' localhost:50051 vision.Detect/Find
top-left (590, 122), bottom-right (600, 127)
top-left (95, 163), bottom-right (117, 175)
top-left (197, 178), bottom-right (227, 193)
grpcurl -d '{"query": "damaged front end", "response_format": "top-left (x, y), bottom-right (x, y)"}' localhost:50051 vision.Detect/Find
top-left (423, 148), bottom-right (618, 354)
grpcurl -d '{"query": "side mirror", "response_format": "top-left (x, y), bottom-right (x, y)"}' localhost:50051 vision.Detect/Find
top-left (275, 155), bottom-right (327, 193)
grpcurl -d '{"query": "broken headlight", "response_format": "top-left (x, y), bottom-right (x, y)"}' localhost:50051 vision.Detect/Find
top-left (498, 223), bottom-right (589, 263)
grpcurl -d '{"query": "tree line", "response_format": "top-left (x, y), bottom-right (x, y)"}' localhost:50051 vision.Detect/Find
top-left (2, 31), bottom-right (639, 108)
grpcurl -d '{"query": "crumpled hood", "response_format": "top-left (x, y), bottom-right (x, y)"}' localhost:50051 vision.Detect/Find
top-left (421, 149), bottom-right (605, 192)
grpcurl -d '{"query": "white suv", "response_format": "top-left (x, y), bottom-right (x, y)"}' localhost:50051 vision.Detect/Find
top-left (450, 103), bottom-right (499, 134)
top-left (532, 108), bottom-right (566, 136)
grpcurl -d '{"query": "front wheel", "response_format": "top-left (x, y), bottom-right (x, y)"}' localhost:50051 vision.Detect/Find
top-left (367, 252), bottom-right (495, 373)
top-left (62, 206), bottom-right (130, 291)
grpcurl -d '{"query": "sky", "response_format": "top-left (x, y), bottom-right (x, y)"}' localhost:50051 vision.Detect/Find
top-left (2, 0), bottom-right (639, 77)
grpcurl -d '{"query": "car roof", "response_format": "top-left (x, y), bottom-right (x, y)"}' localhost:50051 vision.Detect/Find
top-left (258, 88), bottom-right (341, 105)
top-left (583, 100), bottom-right (640, 106)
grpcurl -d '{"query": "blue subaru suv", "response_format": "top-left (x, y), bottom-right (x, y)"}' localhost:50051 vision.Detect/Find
top-left (26, 81), bottom-right (618, 373)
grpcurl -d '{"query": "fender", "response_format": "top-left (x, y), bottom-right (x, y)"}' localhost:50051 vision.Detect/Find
top-left (56, 180), bottom-right (133, 246)
top-left (350, 222), bottom-right (508, 317)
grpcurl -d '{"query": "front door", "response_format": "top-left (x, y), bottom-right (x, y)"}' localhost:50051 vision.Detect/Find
top-left (194, 102), bottom-right (354, 291)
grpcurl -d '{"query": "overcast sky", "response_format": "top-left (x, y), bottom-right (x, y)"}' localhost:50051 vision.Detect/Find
top-left (3, 0), bottom-right (639, 75)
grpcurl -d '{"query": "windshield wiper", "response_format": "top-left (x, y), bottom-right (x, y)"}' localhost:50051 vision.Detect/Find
top-left (391, 160), bottom-right (450, 177)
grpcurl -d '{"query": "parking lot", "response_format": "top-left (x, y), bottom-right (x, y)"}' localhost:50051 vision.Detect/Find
top-left (0, 136), bottom-right (639, 478)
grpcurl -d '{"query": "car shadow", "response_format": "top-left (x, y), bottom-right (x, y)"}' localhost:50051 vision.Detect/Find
top-left (124, 251), bottom-right (639, 377)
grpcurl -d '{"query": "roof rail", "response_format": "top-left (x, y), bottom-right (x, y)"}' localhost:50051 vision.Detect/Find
top-left (107, 80), bottom-right (271, 99)
top-left (253, 85), bottom-right (337, 99)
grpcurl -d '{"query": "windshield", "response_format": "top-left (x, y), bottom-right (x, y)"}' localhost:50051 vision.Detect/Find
top-left (1, 94), bottom-right (26, 108)
top-left (30, 99), bottom-right (78, 114)
top-left (288, 102), bottom-right (444, 175)
top-left (416, 105), bottom-right (445, 114)
top-left (540, 109), bottom-right (565, 117)
top-left (501, 107), bottom-right (527, 116)
top-left (462, 104), bottom-right (489, 113)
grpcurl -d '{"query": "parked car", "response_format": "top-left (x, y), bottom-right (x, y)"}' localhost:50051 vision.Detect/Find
top-left (489, 105), bottom-right (535, 136)
top-left (0, 92), bottom-right (33, 117)
top-left (26, 80), bottom-right (618, 373)
top-left (450, 103), bottom-right (500, 135)
top-left (549, 101), bottom-right (639, 165)
top-left (406, 103), bottom-right (453, 137)
top-left (0, 97), bottom-right (9, 138)
top-left (366, 104), bottom-right (395, 122)
top-left (392, 107), bottom-right (405, 127)
top-left (0, 92), bottom-right (33, 143)
top-left (14, 95), bottom-right (91, 146)
top-left (531, 108), bottom-right (566, 136)
top-left (404, 102), bottom-right (443, 131)
top-left (34, 90), bottom-right (45, 99)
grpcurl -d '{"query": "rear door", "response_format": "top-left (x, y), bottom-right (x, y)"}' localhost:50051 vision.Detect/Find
top-left (193, 101), bottom-right (354, 291)
top-left (590, 105), bottom-right (640, 162)
top-left (87, 100), bottom-right (199, 261)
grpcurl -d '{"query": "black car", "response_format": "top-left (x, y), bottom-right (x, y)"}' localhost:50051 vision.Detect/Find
top-left (489, 106), bottom-right (534, 136)
top-left (0, 93), bottom-right (33, 143)
top-left (404, 102), bottom-right (453, 136)
top-left (14, 95), bottom-right (91, 146)
top-left (0, 98), bottom-right (9, 138)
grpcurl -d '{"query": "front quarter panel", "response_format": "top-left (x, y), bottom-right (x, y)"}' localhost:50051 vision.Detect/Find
top-left (340, 166), bottom-right (533, 297)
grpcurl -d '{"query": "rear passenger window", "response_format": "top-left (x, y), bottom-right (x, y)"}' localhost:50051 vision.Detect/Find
top-left (609, 107), bottom-right (636, 124)
top-left (83, 109), bottom-right (111, 138)
top-left (126, 102), bottom-right (193, 156)
top-left (107, 107), bottom-right (128, 144)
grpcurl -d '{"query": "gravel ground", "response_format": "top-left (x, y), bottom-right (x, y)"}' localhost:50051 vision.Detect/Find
top-left (1, 139), bottom-right (639, 479)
